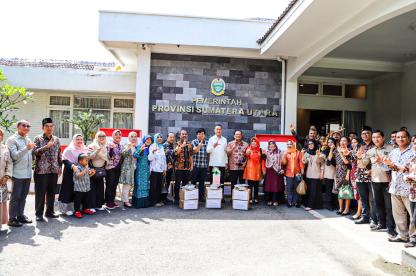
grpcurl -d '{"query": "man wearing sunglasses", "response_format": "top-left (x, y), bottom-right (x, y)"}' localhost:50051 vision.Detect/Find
top-left (6, 120), bottom-right (35, 227)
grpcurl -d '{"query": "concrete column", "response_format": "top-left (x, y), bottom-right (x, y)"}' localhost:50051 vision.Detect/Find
top-left (284, 79), bottom-right (298, 134)
top-left (134, 44), bottom-right (151, 135)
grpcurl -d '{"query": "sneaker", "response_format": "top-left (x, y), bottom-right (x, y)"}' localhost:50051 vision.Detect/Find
top-left (369, 221), bottom-right (378, 229)
top-left (96, 207), bottom-right (105, 211)
top-left (83, 209), bottom-right (94, 215)
top-left (371, 224), bottom-right (387, 232)
top-left (65, 211), bottom-right (74, 216)
top-left (74, 211), bottom-right (83, 219)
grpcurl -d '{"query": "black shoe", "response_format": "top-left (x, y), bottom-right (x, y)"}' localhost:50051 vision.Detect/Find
top-left (369, 221), bottom-right (378, 229)
top-left (36, 216), bottom-right (45, 222)
top-left (287, 204), bottom-right (292, 208)
top-left (354, 218), bottom-right (370, 224)
top-left (45, 213), bottom-right (59, 218)
top-left (295, 204), bottom-right (301, 208)
top-left (371, 224), bottom-right (387, 232)
top-left (336, 210), bottom-right (342, 215)
top-left (7, 218), bottom-right (23, 227)
top-left (17, 215), bottom-right (32, 224)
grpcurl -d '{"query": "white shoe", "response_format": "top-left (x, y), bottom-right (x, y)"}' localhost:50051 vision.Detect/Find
top-left (65, 211), bottom-right (74, 216)
top-left (97, 207), bottom-right (105, 211)
top-left (89, 209), bottom-right (96, 213)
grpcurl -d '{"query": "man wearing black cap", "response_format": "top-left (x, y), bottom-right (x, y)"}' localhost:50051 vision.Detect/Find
top-left (33, 118), bottom-right (62, 221)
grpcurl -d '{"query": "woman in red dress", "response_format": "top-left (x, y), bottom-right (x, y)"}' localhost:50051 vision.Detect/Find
top-left (264, 140), bottom-right (285, 206)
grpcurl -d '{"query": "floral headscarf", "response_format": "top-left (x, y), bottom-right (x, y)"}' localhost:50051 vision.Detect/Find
top-left (266, 140), bottom-right (281, 172)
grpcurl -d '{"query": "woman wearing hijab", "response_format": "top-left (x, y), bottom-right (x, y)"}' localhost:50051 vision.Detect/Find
top-left (0, 128), bottom-right (12, 231)
top-left (282, 139), bottom-right (304, 208)
top-left (58, 134), bottom-right (89, 216)
top-left (88, 131), bottom-right (109, 211)
top-left (119, 131), bottom-right (138, 208)
top-left (148, 133), bottom-right (167, 207)
top-left (244, 137), bottom-right (264, 204)
top-left (132, 135), bottom-right (153, 208)
top-left (105, 130), bottom-right (123, 209)
top-left (328, 136), bottom-right (353, 215)
top-left (302, 139), bottom-right (325, 211)
top-left (322, 138), bottom-right (337, 210)
top-left (264, 140), bottom-right (284, 206)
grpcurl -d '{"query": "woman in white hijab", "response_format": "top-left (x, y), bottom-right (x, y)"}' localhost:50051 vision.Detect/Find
top-left (88, 131), bottom-right (109, 211)
top-left (119, 131), bottom-right (139, 208)
top-left (58, 134), bottom-right (88, 216)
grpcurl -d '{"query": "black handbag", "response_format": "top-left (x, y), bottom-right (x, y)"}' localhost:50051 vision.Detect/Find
top-left (89, 161), bottom-right (106, 179)
top-left (93, 167), bottom-right (107, 179)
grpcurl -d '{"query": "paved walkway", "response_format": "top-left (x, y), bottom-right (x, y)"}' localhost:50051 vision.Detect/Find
top-left (0, 195), bottom-right (415, 275)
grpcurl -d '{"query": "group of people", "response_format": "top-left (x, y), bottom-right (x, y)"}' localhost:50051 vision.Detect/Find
top-left (1, 118), bottom-right (415, 250)
top-left (289, 124), bottom-right (416, 248)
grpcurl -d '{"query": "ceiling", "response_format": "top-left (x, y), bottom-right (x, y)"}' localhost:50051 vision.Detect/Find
top-left (327, 9), bottom-right (416, 63)
top-left (303, 67), bottom-right (383, 80)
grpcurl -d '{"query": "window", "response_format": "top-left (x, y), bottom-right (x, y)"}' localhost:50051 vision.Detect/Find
top-left (345, 85), bottom-right (367, 99)
top-left (322, 84), bottom-right (343, 96)
top-left (298, 83), bottom-right (319, 95)
top-left (48, 95), bottom-right (135, 141)
top-left (113, 112), bottom-right (134, 129)
top-left (50, 96), bottom-right (70, 106)
top-left (49, 110), bottom-right (70, 138)
top-left (114, 98), bottom-right (134, 109)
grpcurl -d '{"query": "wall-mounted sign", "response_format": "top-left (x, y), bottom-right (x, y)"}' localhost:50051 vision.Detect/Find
top-left (211, 78), bottom-right (226, 96)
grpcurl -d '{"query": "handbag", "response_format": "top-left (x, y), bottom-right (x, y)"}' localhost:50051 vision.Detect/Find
top-left (296, 179), bottom-right (307, 195)
top-left (93, 167), bottom-right (107, 179)
top-left (338, 184), bottom-right (354, 200)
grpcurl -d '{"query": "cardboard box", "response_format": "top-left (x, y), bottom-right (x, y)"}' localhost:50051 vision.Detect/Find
top-left (223, 185), bottom-right (232, 196)
top-left (179, 188), bottom-right (199, 201)
top-left (205, 198), bottom-right (222, 209)
top-left (232, 188), bottom-right (251, 201)
top-left (233, 199), bottom-right (250, 210)
top-left (205, 187), bottom-right (223, 199)
top-left (179, 199), bottom-right (198, 210)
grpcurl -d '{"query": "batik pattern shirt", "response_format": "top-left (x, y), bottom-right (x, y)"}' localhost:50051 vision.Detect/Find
top-left (227, 140), bottom-right (249, 171)
top-left (33, 134), bottom-right (62, 175)
top-left (355, 142), bottom-right (374, 183)
top-left (388, 145), bottom-right (414, 197)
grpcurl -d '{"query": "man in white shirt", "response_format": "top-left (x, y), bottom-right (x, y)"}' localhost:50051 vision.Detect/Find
top-left (207, 124), bottom-right (227, 184)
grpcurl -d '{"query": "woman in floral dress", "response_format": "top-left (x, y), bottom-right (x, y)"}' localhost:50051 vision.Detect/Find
top-left (119, 131), bottom-right (138, 208)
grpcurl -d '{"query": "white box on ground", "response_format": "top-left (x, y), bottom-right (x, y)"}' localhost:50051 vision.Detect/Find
top-left (205, 187), bottom-right (223, 199)
top-left (179, 200), bottom-right (198, 210)
top-left (205, 198), bottom-right (222, 209)
top-left (233, 199), bottom-right (250, 210)
top-left (179, 188), bottom-right (199, 201)
top-left (232, 188), bottom-right (251, 201)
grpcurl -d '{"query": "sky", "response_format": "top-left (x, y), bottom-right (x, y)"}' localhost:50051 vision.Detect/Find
top-left (0, 0), bottom-right (291, 62)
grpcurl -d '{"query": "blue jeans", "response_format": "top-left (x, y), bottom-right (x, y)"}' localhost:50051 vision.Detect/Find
top-left (286, 177), bottom-right (299, 205)
top-left (192, 167), bottom-right (208, 200)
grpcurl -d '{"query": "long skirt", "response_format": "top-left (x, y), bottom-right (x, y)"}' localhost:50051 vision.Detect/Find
top-left (58, 167), bottom-right (74, 204)
top-left (307, 178), bottom-right (323, 209)
top-left (264, 168), bottom-right (284, 193)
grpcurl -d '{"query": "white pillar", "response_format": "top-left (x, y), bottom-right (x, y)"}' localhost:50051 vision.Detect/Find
top-left (134, 44), bottom-right (151, 135)
top-left (284, 79), bottom-right (298, 134)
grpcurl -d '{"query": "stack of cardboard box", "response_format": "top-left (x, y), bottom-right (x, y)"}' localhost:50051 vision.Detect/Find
top-left (179, 185), bottom-right (199, 210)
top-left (205, 185), bottom-right (223, 208)
top-left (232, 186), bottom-right (251, 210)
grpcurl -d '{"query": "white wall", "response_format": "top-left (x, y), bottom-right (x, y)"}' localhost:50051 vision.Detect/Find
top-left (0, 66), bottom-right (136, 93)
top-left (401, 62), bottom-right (416, 134)
top-left (370, 73), bottom-right (402, 134)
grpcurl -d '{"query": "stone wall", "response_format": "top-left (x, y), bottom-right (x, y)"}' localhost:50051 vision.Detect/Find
top-left (148, 53), bottom-right (282, 140)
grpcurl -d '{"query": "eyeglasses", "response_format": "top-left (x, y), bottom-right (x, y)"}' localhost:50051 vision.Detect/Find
top-left (21, 124), bottom-right (31, 128)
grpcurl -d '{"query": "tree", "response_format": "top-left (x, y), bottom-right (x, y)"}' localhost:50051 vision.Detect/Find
top-left (66, 109), bottom-right (105, 144)
top-left (0, 69), bottom-right (33, 132)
